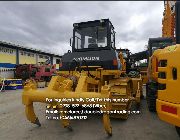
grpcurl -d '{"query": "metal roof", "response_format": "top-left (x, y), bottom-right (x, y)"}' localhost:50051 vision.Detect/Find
top-left (0, 40), bottom-right (61, 57)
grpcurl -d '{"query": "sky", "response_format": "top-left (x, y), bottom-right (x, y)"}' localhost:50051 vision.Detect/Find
top-left (0, 1), bottom-right (164, 55)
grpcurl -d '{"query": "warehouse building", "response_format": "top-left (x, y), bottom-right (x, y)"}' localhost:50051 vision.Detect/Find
top-left (0, 41), bottom-right (62, 69)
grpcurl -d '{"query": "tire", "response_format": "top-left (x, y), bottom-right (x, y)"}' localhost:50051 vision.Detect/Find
top-left (146, 82), bottom-right (157, 112)
top-left (175, 126), bottom-right (180, 137)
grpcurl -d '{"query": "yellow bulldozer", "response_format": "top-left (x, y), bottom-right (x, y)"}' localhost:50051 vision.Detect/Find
top-left (22, 19), bottom-right (142, 136)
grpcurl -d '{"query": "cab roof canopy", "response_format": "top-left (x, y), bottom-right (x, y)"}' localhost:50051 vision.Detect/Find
top-left (73, 19), bottom-right (114, 29)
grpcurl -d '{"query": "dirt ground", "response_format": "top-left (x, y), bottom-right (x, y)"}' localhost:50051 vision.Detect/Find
top-left (0, 87), bottom-right (179, 140)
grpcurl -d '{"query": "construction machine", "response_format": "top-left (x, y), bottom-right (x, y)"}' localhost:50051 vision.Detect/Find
top-left (162, 0), bottom-right (176, 41)
top-left (146, 0), bottom-right (177, 112)
top-left (117, 48), bottom-right (143, 81)
top-left (146, 37), bottom-right (173, 111)
top-left (129, 50), bottom-right (148, 85)
top-left (22, 19), bottom-right (142, 136)
top-left (116, 48), bottom-right (131, 73)
top-left (15, 63), bottom-right (56, 87)
top-left (156, 1), bottom-right (180, 136)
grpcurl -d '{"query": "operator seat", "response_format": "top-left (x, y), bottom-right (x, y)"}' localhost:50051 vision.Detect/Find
top-left (88, 43), bottom-right (98, 48)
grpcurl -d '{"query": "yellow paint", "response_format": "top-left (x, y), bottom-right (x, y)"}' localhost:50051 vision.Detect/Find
top-left (147, 49), bottom-right (161, 81)
top-left (19, 55), bottom-right (36, 64)
top-left (38, 58), bottom-right (48, 63)
top-left (22, 65), bottom-right (142, 135)
top-left (168, 45), bottom-right (177, 52)
top-left (0, 53), bottom-right (16, 64)
top-left (56, 64), bottom-right (59, 69)
top-left (22, 73), bottom-right (112, 135)
top-left (157, 44), bottom-right (180, 127)
top-left (157, 99), bottom-right (180, 127)
top-left (22, 47), bottom-right (143, 135)
top-left (157, 44), bottom-right (180, 104)
top-left (162, 1), bottom-right (176, 40)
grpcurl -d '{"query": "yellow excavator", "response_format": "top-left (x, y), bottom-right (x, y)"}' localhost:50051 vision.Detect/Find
top-left (156, 1), bottom-right (180, 136)
top-left (22, 19), bottom-right (142, 136)
top-left (146, 0), bottom-right (176, 112)
top-left (146, 37), bottom-right (173, 111)
top-left (147, 0), bottom-right (180, 136)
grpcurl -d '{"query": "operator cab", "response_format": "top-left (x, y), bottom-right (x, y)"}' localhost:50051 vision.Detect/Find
top-left (148, 37), bottom-right (173, 58)
top-left (71, 19), bottom-right (115, 52)
top-left (147, 37), bottom-right (173, 64)
top-left (60, 19), bottom-right (121, 71)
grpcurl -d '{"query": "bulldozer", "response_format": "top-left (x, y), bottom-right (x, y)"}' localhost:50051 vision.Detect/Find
top-left (22, 19), bottom-right (142, 136)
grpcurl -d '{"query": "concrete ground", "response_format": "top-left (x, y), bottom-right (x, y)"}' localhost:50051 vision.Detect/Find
top-left (0, 87), bottom-right (179, 140)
